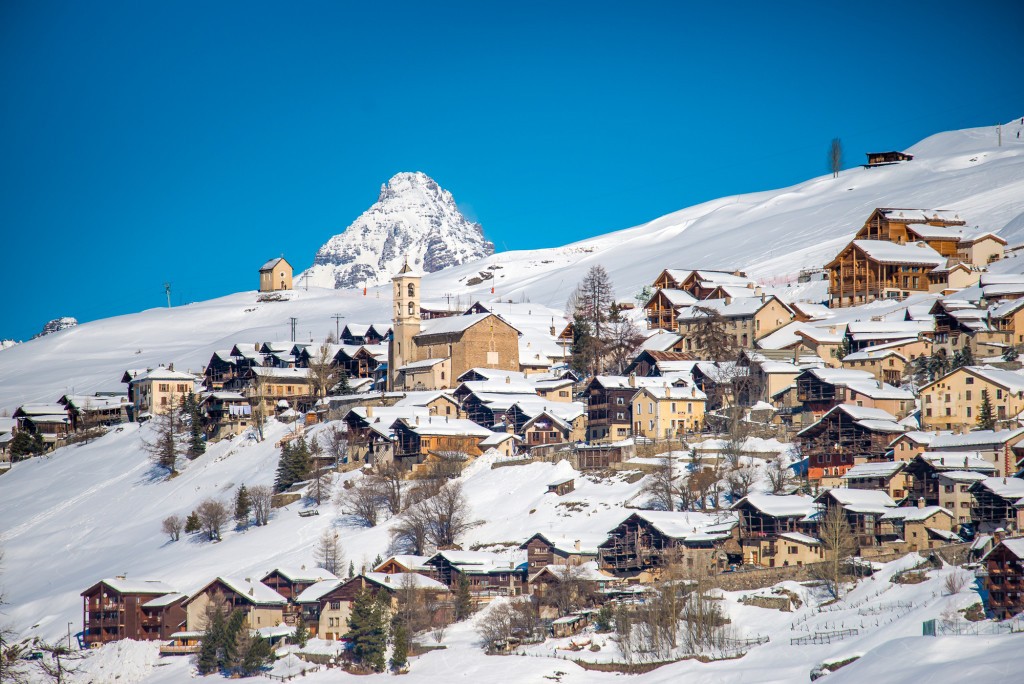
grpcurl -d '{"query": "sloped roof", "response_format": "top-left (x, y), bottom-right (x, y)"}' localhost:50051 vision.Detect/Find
top-left (880, 506), bottom-right (953, 523)
top-left (918, 452), bottom-right (995, 472)
top-left (263, 566), bottom-right (338, 583)
top-left (929, 427), bottom-right (1024, 449)
top-left (83, 578), bottom-right (177, 596)
top-left (732, 494), bottom-right (815, 518)
top-left (819, 488), bottom-right (897, 514)
top-left (842, 461), bottom-right (906, 479)
top-left (364, 572), bottom-right (447, 592)
top-left (851, 240), bottom-right (946, 266)
top-left (416, 313), bottom-right (521, 338)
top-left (295, 579), bottom-right (344, 604)
top-left (260, 256), bottom-right (290, 271)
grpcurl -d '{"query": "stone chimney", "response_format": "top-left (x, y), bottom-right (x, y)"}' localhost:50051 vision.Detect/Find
top-left (550, 318), bottom-right (557, 337)
top-left (415, 416), bottom-right (420, 426)
top-left (995, 527), bottom-right (1005, 544)
top-left (505, 376), bottom-right (511, 384)
top-left (574, 539), bottom-right (581, 551)
top-left (917, 497), bottom-right (925, 509)
top-left (366, 405), bottom-right (374, 417)
top-left (629, 373), bottom-right (636, 388)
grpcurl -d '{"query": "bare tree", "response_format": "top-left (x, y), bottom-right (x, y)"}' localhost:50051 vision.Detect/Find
top-left (812, 504), bottom-right (857, 599)
top-left (423, 451), bottom-right (469, 481)
top-left (765, 455), bottom-right (793, 494)
top-left (314, 529), bottom-right (344, 575)
top-left (390, 503), bottom-right (432, 555)
top-left (605, 311), bottom-right (645, 375)
top-left (32, 641), bottom-right (83, 684)
top-left (944, 569), bottom-right (969, 595)
top-left (195, 498), bottom-right (229, 541)
top-left (308, 458), bottom-right (333, 506)
top-left (548, 562), bottom-right (593, 616)
top-left (370, 464), bottom-right (404, 516)
top-left (249, 485), bottom-right (272, 526)
top-left (828, 137), bottom-right (843, 178)
top-left (422, 481), bottom-right (480, 549)
top-left (325, 425), bottom-right (349, 468)
top-left (141, 394), bottom-right (188, 475)
top-left (337, 477), bottom-right (382, 527)
top-left (690, 307), bottom-right (735, 362)
top-left (249, 373), bottom-right (268, 441)
top-left (641, 457), bottom-right (678, 511)
top-left (307, 343), bottom-right (339, 399)
top-left (161, 514), bottom-right (184, 542)
top-left (725, 465), bottom-right (757, 501)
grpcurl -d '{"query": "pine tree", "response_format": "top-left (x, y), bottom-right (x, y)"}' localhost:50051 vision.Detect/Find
top-left (336, 371), bottom-right (352, 395)
top-left (1003, 345), bottom-right (1019, 362)
top-left (183, 391), bottom-right (206, 458)
top-left (9, 431), bottom-right (44, 461)
top-left (454, 574), bottom-right (473, 621)
top-left (290, 437), bottom-right (311, 483)
top-left (234, 485), bottom-right (251, 526)
top-left (238, 634), bottom-right (271, 676)
top-left (346, 590), bottom-right (389, 672)
top-left (197, 602), bottom-right (228, 674)
top-left (184, 511), bottom-right (201, 534)
top-left (220, 609), bottom-right (247, 672)
top-left (294, 614), bottom-right (310, 648)
top-left (274, 441), bottom-right (295, 493)
top-left (372, 554), bottom-right (383, 568)
top-left (389, 618), bottom-right (409, 672)
top-left (977, 389), bottom-right (995, 430)
top-left (348, 560), bottom-right (355, 578)
top-left (142, 395), bottom-right (189, 475)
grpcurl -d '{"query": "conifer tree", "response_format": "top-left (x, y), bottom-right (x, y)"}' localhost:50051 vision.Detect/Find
top-left (290, 437), bottom-right (311, 483)
top-left (234, 485), bottom-right (251, 526)
top-left (977, 389), bottom-right (995, 430)
top-left (454, 574), bottom-right (473, 621)
top-left (197, 601), bottom-right (228, 675)
top-left (183, 391), bottom-right (206, 458)
top-left (294, 614), bottom-right (310, 648)
top-left (184, 511), bottom-right (201, 534)
top-left (348, 560), bottom-right (355, 578)
top-left (1003, 345), bottom-right (1019, 362)
top-left (142, 393), bottom-right (189, 475)
top-left (389, 618), bottom-right (409, 673)
top-left (274, 441), bottom-right (295, 493)
top-left (336, 371), bottom-right (352, 395)
top-left (346, 590), bottom-right (389, 672)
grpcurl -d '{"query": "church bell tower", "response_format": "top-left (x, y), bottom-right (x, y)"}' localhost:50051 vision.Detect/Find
top-left (388, 260), bottom-right (421, 390)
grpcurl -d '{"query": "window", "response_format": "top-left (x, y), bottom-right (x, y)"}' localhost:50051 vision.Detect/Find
top-left (615, 397), bottom-right (625, 405)
top-left (966, 377), bottom-right (974, 385)
top-left (635, 403), bottom-right (642, 415)
top-left (648, 402), bottom-right (654, 414)
top-left (407, 283), bottom-right (415, 297)
top-left (996, 389), bottom-right (1003, 399)
top-left (967, 407), bottom-right (972, 418)
top-left (944, 485), bottom-right (954, 493)
top-left (408, 302), bottom-right (415, 315)
top-left (966, 390), bottom-right (972, 401)
top-left (158, 384), bottom-right (169, 392)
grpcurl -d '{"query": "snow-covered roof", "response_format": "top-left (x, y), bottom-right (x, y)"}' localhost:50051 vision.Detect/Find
top-left (627, 510), bottom-right (738, 541)
top-left (88, 578), bottom-right (177, 595)
top-left (955, 366), bottom-right (1024, 394)
top-left (530, 561), bottom-right (610, 584)
top-left (364, 572), bottom-right (447, 592)
top-left (880, 506), bottom-right (952, 523)
top-left (141, 592), bottom-right (187, 608)
top-left (929, 427), bottom-right (1024, 449)
top-left (374, 555), bottom-right (430, 572)
top-left (820, 488), bottom-right (897, 514)
top-left (879, 208), bottom-right (964, 224)
top-left (798, 403), bottom-right (905, 437)
top-left (633, 385), bottom-right (707, 401)
top-left (457, 379), bottom-right (538, 396)
top-left (395, 416), bottom-right (493, 437)
top-left (249, 367), bottom-right (311, 380)
top-left (417, 313), bottom-right (521, 338)
top-left (129, 367), bottom-right (203, 384)
top-left (779, 531), bottom-right (821, 546)
top-left (732, 494), bottom-right (815, 518)
top-left (260, 257), bottom-right (289, 271)
top-left (590, 375), bottom-right (669, 391)
top-left (294, 579), bottom-right (344, 604)
top-left (936, 470), bottom-right (990, 483)
top-left (973, 477), bottom-right (1024, 500)
top-left (851, 240), bottom-right (946, 266)
top-left (427, 550), bottom-right (518, 573)
top-left (396, 357), bottom-right (448, 372)
top-left (842, 461), bottom-right (906, 480)
top-left (480, 431), bottom-right (521, 446)
top-left (199, 576), bottom-right (287, 605)
top-left (264, 566), bottom-right (338, 583)
top-left (991, 537), bottom-right (1024, 561)
top-left (918, 452), bottom-right (995, 472)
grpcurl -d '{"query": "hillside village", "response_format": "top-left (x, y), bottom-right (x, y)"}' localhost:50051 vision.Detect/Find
top-left (5, 153), bottom-right (1024, 680)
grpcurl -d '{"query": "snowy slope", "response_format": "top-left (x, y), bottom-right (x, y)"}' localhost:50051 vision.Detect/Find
top-left (302, 172), bottom-right (494, 289)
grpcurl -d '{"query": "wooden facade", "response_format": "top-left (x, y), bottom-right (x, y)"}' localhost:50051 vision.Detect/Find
top-left (81, 580), bottom-right (185, 647)
top-left (984, 540), bottom-right (1024, 620)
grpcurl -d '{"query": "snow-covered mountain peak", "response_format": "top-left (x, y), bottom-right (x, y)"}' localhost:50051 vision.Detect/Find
top-left (303, 172), bottom-right (494, 289)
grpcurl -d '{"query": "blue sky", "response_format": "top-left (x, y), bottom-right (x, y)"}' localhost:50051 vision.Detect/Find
top-left (2, 1), bottom-right (1022, 340)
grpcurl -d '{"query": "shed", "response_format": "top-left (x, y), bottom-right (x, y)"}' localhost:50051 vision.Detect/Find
top-left (547, 478), bottom-right (575, 496)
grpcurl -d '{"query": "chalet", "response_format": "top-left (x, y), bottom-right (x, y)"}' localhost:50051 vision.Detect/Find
top-left (598, 511), bottom-right (738, 579)
top-left (501, 399), bottom-right (585, 440)
top-left (652, 269), bottom-right (692, 291)
top-left (926, 262), bottom-right (984, 294)
top-left (928, 300), bottom-right (1006, 359)
top-left (982, 538), bottom-right (1024, 619)
top-left (201, 391), bottom-right (251, 440)
top-left (520, 533), bottom-right (599, 573)
top-left (826, 240), bottom-right (946, 307)
top-left (390, 416), bottom-right (493, 471)
top-left (232, 367), bottom-right (312, 414)
top-left (675, 296), bottom-right (796, 357)
top-left (421, 551), bottom-right (526, 597)
top-left (260, 566), bottom-right (337, 608)
top-left (12, 403), bottom-right (70, 448)
top-left (643, 288), bottom-right (698, 331)
top-left (522, 410), bottom-right (576, 447)
top-left (183, 577), bottom-right (287, 632)
top-left (675, 270), bottom-right (756, 300)
top-left (981, 273), bottom-right (1024, 302)
top-left (81, 578), bottom-right (185, 647)
top-left (313, 573), bottom-right (448, 640)
top-left (840, 339), bottom-right (928, 385)
top-left (739, 349), bottom-right (826, 405)
top-left (340, 323), bottom-right (391, 346)
top-left (638, 328), bottom-right (684, 354)
top-left (623, 349), bottom-right (696, 379)
top-left (453, 377), bottom-right (538, 427)
top-left (59, 394), bottom-right (128, 431)
top-left (394, 391), bottom-right (462, 418)
top-left (797, 404), bottom-right (906, 481)
top-left (731, 494), bottom-right (819, 568)
top-left (794, 326), bottom-right (846, 369)
top-left (395, 357), bottom-right (451, 390)
top-left (890, 431), bottom-right (942, 462)
top-left (259, 257), bottom-right (292, 292)
top-left (918, 366), bottom-right (1024, 435)
top-left (814, 488), bottom-right (897, 550)
top-left (792, 368), bottom-right (914, 423)
top-left (479, 431), bottom-right (521, 456)
top-left (528, 562), bottom-right (614, 612)
top-left (532, 377), bottom-right (575, 403)
top-left (989, 297), bottom-right (1024, 347)
top-left (877, 503), bottom-right (957, 551)
top-left (957, 232), bottom-right (1006, 267)
top-left (969, 477), bottom-right (1024, 533)
top-left (904, 452), bottom-right (996, 507)
top-left (374, 555), bottom-right (430, 574)
top-left (583, 375), bottom-right (669, 442)
top-left (865, 151), bottom-right (913, 167)
top-left (631, 384), bottom-right (707, 439)
top-left (128, 367), bottom-right (203, 419)
top-left (343, 406), bottom-right (428, 464)
top-left (937, 470), bottom-right (990, 531)
top-left (841, 461), bottom-right (909, 502)
top-left (203, 350), bottom-right (255, 390)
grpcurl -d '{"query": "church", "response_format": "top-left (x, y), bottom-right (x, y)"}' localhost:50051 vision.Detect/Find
top-left (387, 263), bottom-right (521, 391)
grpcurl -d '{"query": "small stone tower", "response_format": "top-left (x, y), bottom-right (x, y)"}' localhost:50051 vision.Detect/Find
top-left (388, 260), bottom-right (421, 390)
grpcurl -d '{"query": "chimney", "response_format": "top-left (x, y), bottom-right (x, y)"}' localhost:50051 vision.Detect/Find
top-left (629, 373), bottom-right (636, 388)
top-left (366, 405), bottom-right (374, 417)
top-left (550, 319), bottom-right (557, 337)
top-left (505, 376), bottom-right (511, 384)
top-left (415, 416), bottom-right (420, 426)
top-left (995, 528), bottom-right (1005, 544)
top-left (384, 575), bottom-right (390, 583)
top-left (917, 497), bottom-right (925, 509)
top-left (575, 540), bottom-right (581, 551)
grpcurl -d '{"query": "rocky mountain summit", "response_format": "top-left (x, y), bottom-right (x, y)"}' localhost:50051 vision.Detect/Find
top-left (304, 172), bottom-right (494, 289)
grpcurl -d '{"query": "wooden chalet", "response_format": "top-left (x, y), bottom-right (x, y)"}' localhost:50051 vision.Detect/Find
top-left (390, 416), bottom-right (492, 470)
top-left (260, 566), bottom-right (338, 625)
top-left (969, 476), bottom-right (1024, 533)
top-left (312, 572), bottom-right (448, 640)
top-left (876, 503), bottom-right (958, 552)
top-left (598, 511), bottom-right (738, 578)
top-left (797, 404), bottom-right (906, 481)
top-left (583, 375), bottom-right (666, 442)
top-left (983, 538), bottom-right (1024, 620)
top-left (814, 488), bottom-right (897, 550)
top-left (203, 349), bottom-right (258, 390)
top-left (623, 349), bottom-right (696, 378)
top-left (58, 394), bottom-right (129, 431)
top-left (643, 289), bottom-right (698, 331)
top-left (422, 551), bottom-right (526, 597)
top-left (731, 494), bottom-right (819, 567)
top-left (81, 578), bottom-right (185, 647)
top-left (183, 577), bottom-right (287, 632)
top-left (340, 323), bottom-right (391, 346)
top-left (374, 555), bottom-right (430, 574)
top-left (520, 533), bottom-right (597, 574)
top-left (865, 151), bottom-right (913, 167)
top-left (12, 403), bottom-right (71, 448)
top-left (903, 452), bottom-right (995, 506)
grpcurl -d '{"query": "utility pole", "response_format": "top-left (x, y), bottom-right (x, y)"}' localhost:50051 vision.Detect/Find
top-left (289, 317), bottom-right (297, 343)
top-left (332, 314), bottom-right (345, 340)
top-left (164, 283), bottom-right (171, 308)
top-left (998, 123), bottom-right (1002, 147)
